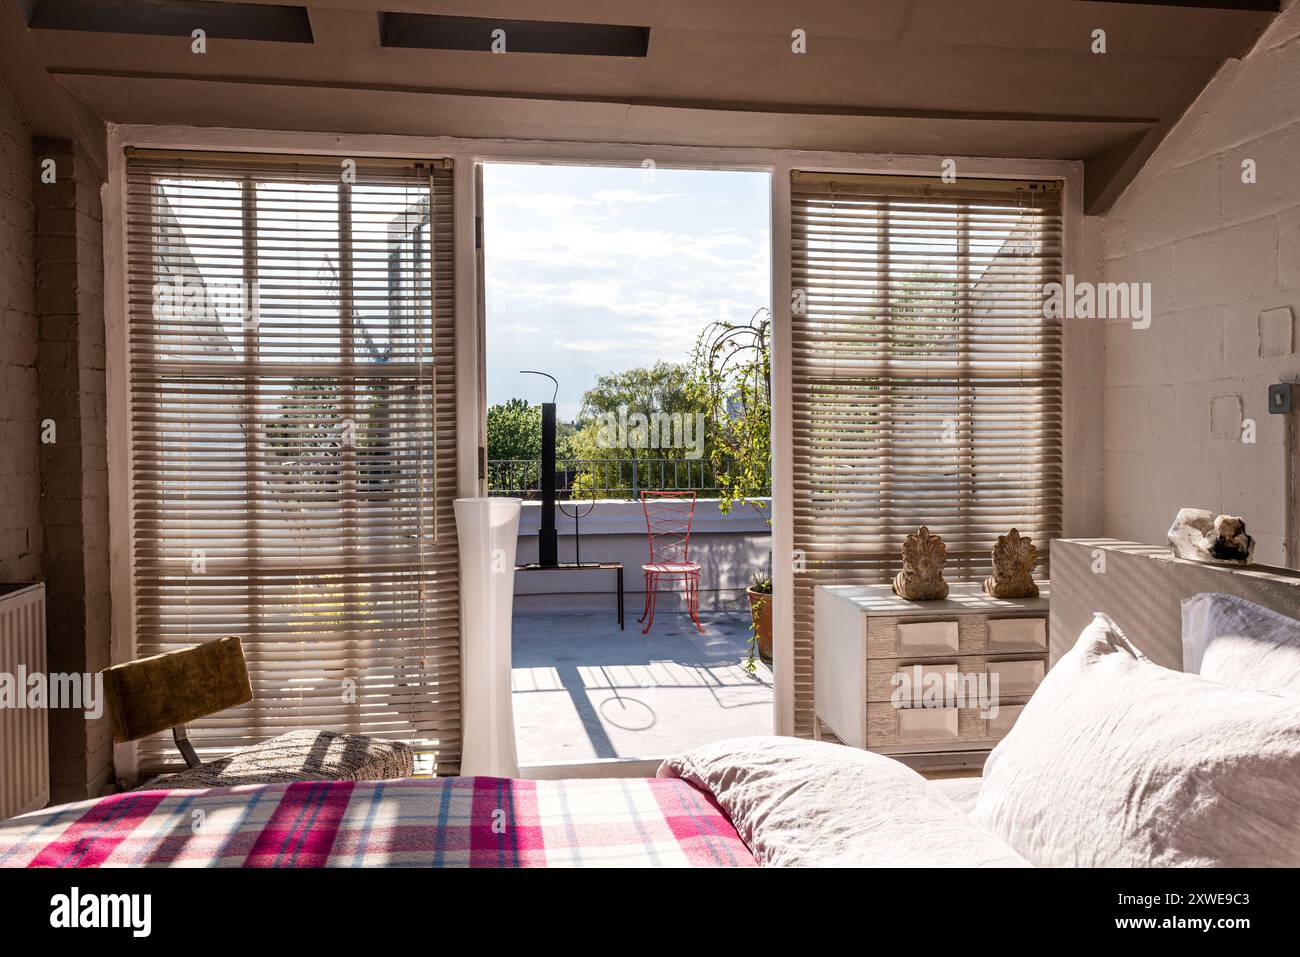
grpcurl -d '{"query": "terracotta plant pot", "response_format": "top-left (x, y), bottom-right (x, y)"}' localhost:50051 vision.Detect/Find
top-left (747, 587), bottom-right (773, 661)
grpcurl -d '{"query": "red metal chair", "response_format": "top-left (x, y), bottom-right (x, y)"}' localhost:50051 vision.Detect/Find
top-left (638, 490), bottom-right (704, 634)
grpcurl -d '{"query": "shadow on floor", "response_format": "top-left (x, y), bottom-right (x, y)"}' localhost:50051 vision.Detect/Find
top-left (511, 611), bottom-right (773, 764)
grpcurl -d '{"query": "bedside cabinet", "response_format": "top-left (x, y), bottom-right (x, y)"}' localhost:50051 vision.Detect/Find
top-left (813, 582), bottom-right (1049, 764)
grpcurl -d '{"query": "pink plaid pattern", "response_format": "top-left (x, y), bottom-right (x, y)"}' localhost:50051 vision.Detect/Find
top-left (0, 777), bottom-right (755, 868)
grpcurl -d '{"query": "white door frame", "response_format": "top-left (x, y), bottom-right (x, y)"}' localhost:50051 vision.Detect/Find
top-left (103, 123), bottom-right (1085, 751)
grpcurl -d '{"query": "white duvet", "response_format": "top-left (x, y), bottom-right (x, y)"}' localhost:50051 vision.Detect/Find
top-left (658, 736), bottom-right (1028, 868)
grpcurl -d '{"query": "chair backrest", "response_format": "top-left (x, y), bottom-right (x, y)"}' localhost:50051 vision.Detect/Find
top-left (640, 491), bottom-right (698, 565)
top-left (101, 636), bottom-right (253, 744)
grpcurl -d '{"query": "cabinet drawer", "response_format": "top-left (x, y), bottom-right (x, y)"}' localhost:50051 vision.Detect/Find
top-left (867, 654), bottom-right (1045, 703)
top-left (986, 658), bottom-right (1046, 698)
top-left (986, 703), bottom-right (1026, 739)
top-left (867, 616), bottom-right (985, 658)
top-left (890, 662), bottom-right (959, 707)
top-left (866, 704), bottom-right (999, 748)
top-left (896, 707), bottom-right (960, 743)
top-left (986, 617), bottom-right (1047, 652)
top-left (896, 620), bottom-right (959, 655)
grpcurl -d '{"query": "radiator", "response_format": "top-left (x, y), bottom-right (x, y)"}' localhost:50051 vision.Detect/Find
top-left (0, 583), bottom-right (47, 820)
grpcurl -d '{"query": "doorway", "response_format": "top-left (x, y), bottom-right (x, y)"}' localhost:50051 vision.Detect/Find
top-left (477, 161), bottom-right (775, 770)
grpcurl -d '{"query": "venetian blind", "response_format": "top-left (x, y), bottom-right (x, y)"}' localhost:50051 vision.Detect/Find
top-left (789, 171), bottom-right (1063, 736)
top-left (124, 150), bottom-right (461, 773)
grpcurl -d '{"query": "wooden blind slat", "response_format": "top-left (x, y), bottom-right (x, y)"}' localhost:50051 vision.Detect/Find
top-left (125, 149), bottom-right (460, 774)
top-left (789, 171), bottom-right (1064, 738)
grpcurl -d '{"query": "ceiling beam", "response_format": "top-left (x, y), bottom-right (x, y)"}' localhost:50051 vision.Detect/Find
top-left (46, 66), bottom-right (1157, 127)
top-left (50, 71), bottom-right (1150, 161)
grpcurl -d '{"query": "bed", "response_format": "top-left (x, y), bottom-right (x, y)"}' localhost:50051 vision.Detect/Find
top-left (8, 579), bottom-right (1300, 869)
top-left (0, 775), bottom-right (755, 868)
top-left (0, 729), bottom-right (1041, 869)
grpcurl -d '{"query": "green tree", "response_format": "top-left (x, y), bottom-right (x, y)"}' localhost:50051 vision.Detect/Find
top-left (487, 398), bottom-right (542, 461)
top-left (486, 398), bottom-right (575, 493)
top-left (576, 361), bottom-right (701, 425)
top-left (567, 361), bottom-right (713, 497)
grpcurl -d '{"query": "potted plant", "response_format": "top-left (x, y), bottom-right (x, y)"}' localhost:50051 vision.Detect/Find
top-left (746, 569), bottom-right (773, 671)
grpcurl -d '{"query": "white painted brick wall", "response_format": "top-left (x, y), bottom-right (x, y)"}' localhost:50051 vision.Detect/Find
top-left (0, 77), bottom-right (40, 581)
top-left (1101, 2), bottom-right (1300, 565)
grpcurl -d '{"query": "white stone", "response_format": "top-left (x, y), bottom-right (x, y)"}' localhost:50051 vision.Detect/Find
top-left (1167, 507), bottom-right (1256, 564)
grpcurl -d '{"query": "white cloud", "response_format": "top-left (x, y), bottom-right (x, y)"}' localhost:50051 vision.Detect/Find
top-left (483, 165), bottom-right (770, 411)
top-left (590, 189), bottom-right (683, 204)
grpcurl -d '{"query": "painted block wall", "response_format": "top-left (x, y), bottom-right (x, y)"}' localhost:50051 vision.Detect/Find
top-left (0, 77), bottom-right (41, 583)
top-left (34, 138), bottom-right (113, 802)
top-left (0, 76), bottom-right (113, 802)
top-left (512, 498), bottom-right (772, 615)
top-left (1100, 3), bottom-right (1300, 566)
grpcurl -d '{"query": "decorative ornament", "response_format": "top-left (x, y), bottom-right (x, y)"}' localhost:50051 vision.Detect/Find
top-left (983, 528), bottom-right (1039, 599)
top-left (893, 526), bottom-right (949, 601)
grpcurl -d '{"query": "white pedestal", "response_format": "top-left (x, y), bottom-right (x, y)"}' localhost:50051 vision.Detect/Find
top-left (455, 497), bottom-right (522, 778)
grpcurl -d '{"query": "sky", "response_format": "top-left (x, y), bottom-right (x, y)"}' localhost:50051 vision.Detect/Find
top-left (482, 163), bottom-right (772, 421)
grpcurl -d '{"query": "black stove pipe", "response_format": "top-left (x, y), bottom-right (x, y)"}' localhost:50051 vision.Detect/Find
top-left (539, 401), bottom-right (558, 567)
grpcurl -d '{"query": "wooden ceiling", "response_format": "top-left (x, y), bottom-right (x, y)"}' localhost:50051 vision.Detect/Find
top-left (2, 0), bottom-right (1285, 211)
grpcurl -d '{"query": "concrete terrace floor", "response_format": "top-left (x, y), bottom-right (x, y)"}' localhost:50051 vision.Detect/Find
top-left (511, 610), bottom-right (773, 767)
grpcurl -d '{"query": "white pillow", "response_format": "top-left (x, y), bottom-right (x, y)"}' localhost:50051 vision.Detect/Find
top-left (660, 736), bottom-right (1030, 867)
top-left (1182, 592), bottom-right (1300, 693)
top-left (972, 613), bottom-right (1300, 867)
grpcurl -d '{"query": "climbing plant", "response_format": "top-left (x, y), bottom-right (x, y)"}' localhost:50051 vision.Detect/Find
top-left (690, 308), bottom-right (771, 518)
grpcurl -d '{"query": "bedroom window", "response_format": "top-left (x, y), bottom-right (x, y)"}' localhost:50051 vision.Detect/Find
top-left (122, 150), bottom-right (460, 773)
top-left (788, 171), bottom-right (1063, 735)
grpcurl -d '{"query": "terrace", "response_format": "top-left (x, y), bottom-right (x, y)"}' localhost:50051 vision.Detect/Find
top-left (497, 458), bottom-right (774, 769)
top-left (512, 611), bottom-right (772, 775)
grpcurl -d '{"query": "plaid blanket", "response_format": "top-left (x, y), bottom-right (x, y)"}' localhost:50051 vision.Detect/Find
top-left (0, 776), bottom-right (756, 868)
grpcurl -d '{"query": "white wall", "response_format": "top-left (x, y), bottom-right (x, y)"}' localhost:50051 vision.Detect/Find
top-left (1099, 2), bottom-right (1300, 565)
top-left (512, 498), bottom-right (771, 614)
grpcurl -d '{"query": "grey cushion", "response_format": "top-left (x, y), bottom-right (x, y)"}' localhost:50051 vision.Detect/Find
top-left (136, 729), bottom-right (414, 790)
top-left (1182, 592), bottom-right (1300, 693)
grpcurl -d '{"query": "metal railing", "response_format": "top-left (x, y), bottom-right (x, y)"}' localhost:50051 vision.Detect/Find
top-left (488, 457), bottom-right (771, 500)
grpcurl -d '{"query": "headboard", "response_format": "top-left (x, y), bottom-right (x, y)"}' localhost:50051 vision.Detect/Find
top-left (1050, 539), bottom-right (1300, 670)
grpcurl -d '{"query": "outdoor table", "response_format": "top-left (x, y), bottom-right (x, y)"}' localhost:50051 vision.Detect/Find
top-left (513, 561), bottom-right (625, 630)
